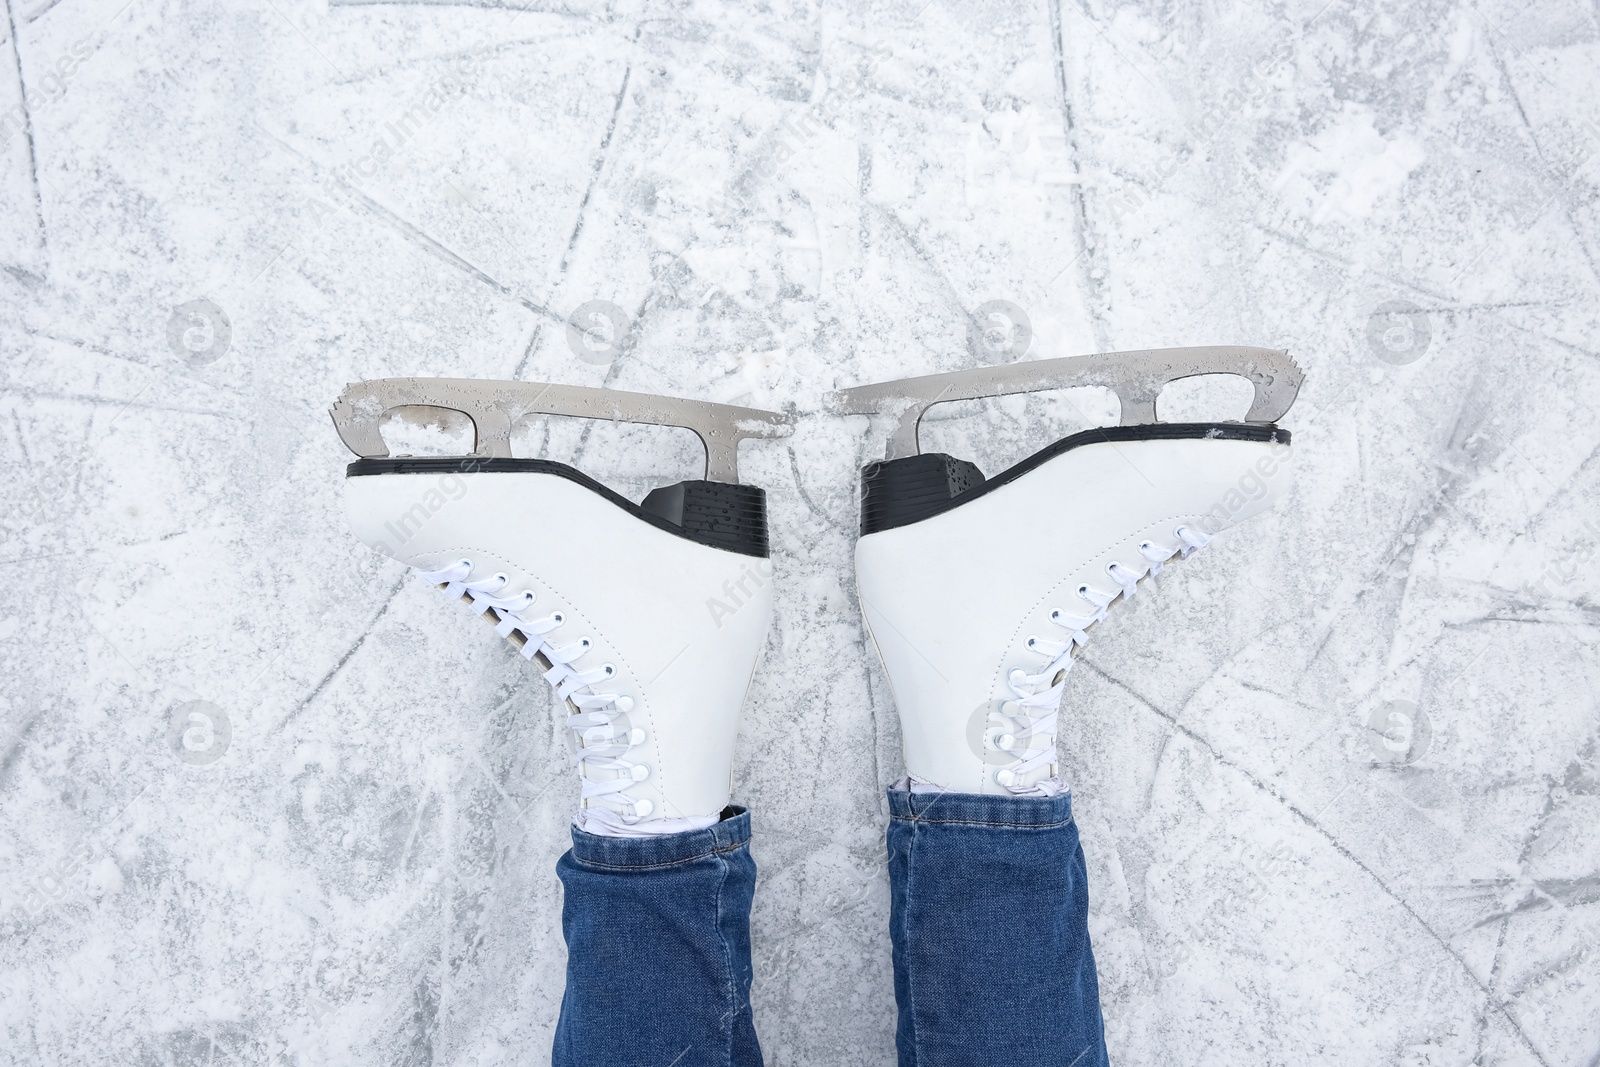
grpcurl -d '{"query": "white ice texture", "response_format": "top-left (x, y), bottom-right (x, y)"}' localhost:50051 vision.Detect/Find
top-left (2, 0), bottom-right (1598, 1064)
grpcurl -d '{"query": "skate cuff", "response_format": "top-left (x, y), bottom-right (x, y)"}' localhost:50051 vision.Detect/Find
top-left (886, 787), bottom-right (1075, 828)
top-left (568, 806), bottom-right (751, 869)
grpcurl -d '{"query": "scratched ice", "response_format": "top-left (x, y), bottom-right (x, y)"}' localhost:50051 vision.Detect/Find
top-left (2, 0), bottom-right (1597, 1064)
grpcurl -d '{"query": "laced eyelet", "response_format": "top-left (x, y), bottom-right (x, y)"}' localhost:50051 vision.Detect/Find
top-left (1139, 541), bottom-right (1154, 552)
top-left (413, 560), bottom-right (649, 823)
top-left (1077, 584), bottom-right (1090, 596)
top-left (1026, 636), bottom-right (1038, 649)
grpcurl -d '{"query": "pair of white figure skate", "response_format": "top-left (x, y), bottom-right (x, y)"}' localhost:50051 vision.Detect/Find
top-left (333, 347), bottom-right (1303, 835)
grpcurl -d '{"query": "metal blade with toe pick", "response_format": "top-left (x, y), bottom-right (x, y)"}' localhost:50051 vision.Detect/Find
top-left (330, 377), bottom-right (793, 484)
top-left (832, 346), bottom-right (1304, 460)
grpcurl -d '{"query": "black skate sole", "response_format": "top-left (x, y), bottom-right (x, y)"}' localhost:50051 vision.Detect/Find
top-left (347, 457), bottom-right (769, 557)
top-left (860, 421), bottom-right (1291, 535)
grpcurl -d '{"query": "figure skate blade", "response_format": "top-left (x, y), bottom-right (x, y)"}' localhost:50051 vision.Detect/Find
top-left (331, 377), bottom-right (793, 485)
top-left (832, 346), bottom-right (1303, 460)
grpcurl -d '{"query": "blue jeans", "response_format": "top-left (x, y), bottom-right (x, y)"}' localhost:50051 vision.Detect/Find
top-left (553, 791), bottom-right (1109, 1067)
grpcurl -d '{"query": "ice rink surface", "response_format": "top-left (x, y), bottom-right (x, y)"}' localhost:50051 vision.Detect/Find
top-left (3, 0), bottom-right (1599, 1062)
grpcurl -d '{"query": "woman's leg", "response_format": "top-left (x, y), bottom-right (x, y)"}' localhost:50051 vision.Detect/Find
top-left (886, 788), bottom-right (1108, 1067)
top-left (849, 389), bottom-right (1294, 1066)
top-left (554, 807), bottom-right (763, 1067)
top-left (334, 434), bottom-right (782, 1064)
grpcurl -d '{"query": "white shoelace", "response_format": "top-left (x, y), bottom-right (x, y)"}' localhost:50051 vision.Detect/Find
top-left (419, 559), bottom-right (655, 822)
top-left (989, 525), bottom-right (1214, 795)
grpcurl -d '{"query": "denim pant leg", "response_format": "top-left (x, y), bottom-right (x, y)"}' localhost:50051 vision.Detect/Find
top-left (554, 807), bottom-right (762, 1067)
top-left (886, 789), bottom-right (1109, 1067)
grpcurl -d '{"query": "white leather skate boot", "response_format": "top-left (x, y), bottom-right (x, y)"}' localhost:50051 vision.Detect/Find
top-left (331, 378), bottom-right (792, 834)
top-left (836, 348), bottom-right (1304, 795)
